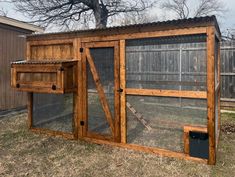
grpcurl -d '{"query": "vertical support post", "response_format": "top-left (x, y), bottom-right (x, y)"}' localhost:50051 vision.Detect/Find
top-left (73, 38), bottom-right (80, 139)
top-left (77, 39), bottom-right (83, 138)
top-left (81, 44), bottom-right (88, 137)
top-left (120, 40), bottom-right (126, 143)
top-left (207, 26), bottom-right (216, 165)
top-left (114, 42), bottom-right (121, 142)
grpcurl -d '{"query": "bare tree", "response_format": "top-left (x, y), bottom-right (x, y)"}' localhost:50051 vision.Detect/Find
top-left (10, 0), bottom-right (156, 29)
top-left (0, 0), bottom-right (10, 16)
top-left (161, 0), bottom-right (225, 19)
top-left (161, 0), bottom-right (189, 19)
top-left (194, 0), bottom-right (225, 17)
top-left (114, 11), bottom-right (157, 26)
top-left (0, 7), bottom-right (8, 16)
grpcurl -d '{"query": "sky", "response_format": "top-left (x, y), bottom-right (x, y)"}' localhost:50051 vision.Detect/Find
top-left (0, 0), bottom-right (235, 34)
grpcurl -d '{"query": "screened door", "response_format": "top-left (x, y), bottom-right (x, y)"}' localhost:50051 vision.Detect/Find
top-left (83, 41), bottom-right (120, 142)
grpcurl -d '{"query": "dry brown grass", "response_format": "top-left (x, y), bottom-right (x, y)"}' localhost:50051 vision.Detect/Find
top-left (0, 112), bottom-right (235, 177)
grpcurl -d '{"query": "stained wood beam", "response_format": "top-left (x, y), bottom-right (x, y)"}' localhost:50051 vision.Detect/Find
top-left (81, 27), bottom-right (207, 43)
top-left (113, 43), bottom-right (121, 142)
top-left (125, 88), bottom-right (207, 99)
top-left (207, 26), bottom-right (216, 165)
top-left (120, 40), bottom-right (126, 143)
top-left (30, 127), bottom-right (75, 140)
top-left (29, 39), bottom-right (74, 46)
top-left (82, 137), bottom-right (208, 164)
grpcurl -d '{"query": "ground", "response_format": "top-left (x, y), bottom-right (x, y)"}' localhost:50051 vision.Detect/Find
top-left (0, 112), bottom-right (235, 177)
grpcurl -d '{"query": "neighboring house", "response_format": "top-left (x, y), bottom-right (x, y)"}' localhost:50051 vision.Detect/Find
top-left (0, 16), bottom-right (44, 110)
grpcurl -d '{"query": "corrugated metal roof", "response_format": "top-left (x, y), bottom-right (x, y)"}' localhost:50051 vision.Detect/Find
top-left (28, 15), bottom-right (220, 39)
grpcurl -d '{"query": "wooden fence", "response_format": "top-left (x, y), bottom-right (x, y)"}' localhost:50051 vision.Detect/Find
top-left (220, 41), bottom-right (235, 107)
top-left (126, 38), bottom-right (235, 107)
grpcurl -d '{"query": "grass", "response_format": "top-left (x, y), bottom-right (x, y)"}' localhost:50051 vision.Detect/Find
top-left (0, 112), bottom-right (235, 177)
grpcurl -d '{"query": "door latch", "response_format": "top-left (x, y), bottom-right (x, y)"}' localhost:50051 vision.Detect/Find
top-left (117, 88), bottom-right (123, 92)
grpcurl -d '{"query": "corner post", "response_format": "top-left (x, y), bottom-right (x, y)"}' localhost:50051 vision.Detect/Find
top-left (207, 26), bottom-right (216, 165)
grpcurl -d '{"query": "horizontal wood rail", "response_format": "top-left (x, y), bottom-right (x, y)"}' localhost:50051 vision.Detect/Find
top-left (30, 127), bottom-right (75, 140)
top-left (125, 88), bottom-right (207, 99)
top-left (86, 132), bottom-right (113, 141)
top-left (81, 27), bottom-right (207, 43)
top-left (82, 137), bottom-right (208, 164)
top-left (29, 39), bottom-right (74, 46)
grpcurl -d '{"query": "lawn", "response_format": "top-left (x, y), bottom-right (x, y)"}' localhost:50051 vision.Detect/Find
top-left (0, 112), bottom-right (235, 177)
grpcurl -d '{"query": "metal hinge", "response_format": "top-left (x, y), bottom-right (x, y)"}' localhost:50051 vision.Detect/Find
top-left (80, 121), bottom-right (85, 126)
top-left (80, 48), bottom-right (83, 53)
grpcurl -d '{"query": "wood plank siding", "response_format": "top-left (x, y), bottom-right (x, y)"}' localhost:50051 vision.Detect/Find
top-left (0, 24), bottom-right (34, 110)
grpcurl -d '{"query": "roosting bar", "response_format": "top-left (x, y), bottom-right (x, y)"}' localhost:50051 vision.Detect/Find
top-left (11, 16), bottom-right (221, 165)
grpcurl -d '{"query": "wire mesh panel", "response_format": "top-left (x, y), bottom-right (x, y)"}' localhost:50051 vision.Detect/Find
top-left (126, 95), bottom-right (207, 152)
top-left (32, 93), bottom-right (74, 133)
top-left (125, 35), bottom-right (208, 152)
top-left (87, 47), bottom-right (114, 135)
top-left (126, 35), bottom-right (207, 91)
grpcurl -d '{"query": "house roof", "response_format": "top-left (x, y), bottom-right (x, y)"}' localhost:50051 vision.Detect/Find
top-left (0, 16), bottom-right (44, 33)
top-left (27, 15), bottom-right (220, 40)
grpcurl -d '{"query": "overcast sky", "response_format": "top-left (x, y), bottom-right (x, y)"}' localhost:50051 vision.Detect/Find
top-left (1, 0), bottom-right (235, 33)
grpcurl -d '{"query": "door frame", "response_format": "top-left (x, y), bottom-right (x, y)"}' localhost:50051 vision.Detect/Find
top-left (81, 41), bottom-right (120, 142)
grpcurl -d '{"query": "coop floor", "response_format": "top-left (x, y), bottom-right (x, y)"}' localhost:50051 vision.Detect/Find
top-left (0, 112), bottom-right (235, 176)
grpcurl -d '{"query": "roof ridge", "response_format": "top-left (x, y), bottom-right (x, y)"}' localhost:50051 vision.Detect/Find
top-left (28, 15), bottom-right (220, 38)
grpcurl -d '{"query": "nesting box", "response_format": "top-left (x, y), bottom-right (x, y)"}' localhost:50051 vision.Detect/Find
top-left (11, 60), bottom-right (77, 93)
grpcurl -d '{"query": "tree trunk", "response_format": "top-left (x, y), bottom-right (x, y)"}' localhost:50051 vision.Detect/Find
top-left (92, 0), bottom-right (108, 28)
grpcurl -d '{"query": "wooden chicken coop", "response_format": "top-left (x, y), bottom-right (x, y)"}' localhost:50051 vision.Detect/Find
top-left (11, 16), bottom-right (221, 165)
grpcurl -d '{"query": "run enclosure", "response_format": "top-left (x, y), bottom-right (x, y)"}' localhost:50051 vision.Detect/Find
top-left (11, 16), bottom-right (220, 165)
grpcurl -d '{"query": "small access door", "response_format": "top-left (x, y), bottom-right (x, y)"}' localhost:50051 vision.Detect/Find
top-left (82, 41), bottom-right (120, 142)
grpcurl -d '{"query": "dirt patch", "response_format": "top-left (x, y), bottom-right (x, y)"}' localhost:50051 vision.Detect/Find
top-left (221, 123), bottom-right (235, 134)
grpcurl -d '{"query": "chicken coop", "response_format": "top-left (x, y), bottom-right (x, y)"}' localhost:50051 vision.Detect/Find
top-left (11, 16), bottom-right (221, 165)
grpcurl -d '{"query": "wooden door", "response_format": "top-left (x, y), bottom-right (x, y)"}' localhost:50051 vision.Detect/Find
top-left (82, 41), bottom-right (120, 142)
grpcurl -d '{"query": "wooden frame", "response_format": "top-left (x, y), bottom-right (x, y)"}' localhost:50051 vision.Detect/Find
top-left (82, 136), bottom-right (208, 164)
top-left (183, 125), bottom-right (208, 155)
top-left (12, 17), bottom-right (221, 165)
top-left (120, 40), bottom-right (126, 143)
top-left (82, 41), bottom-right (121, 142)
top-left (80, 27), bottom-right (207, 43)
top-left (207, 26), bottom-right (216, 165)
top-left (27, 92), bottom-right (77, 140)
top-left (125, 88), bottom-right (207, 99)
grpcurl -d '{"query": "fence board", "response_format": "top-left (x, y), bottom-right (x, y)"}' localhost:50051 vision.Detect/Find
top-left (220, 41), bottom-right (235, 101)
